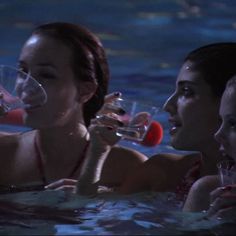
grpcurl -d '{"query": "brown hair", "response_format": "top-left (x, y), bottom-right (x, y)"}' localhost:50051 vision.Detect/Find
top-left (185, 42), bottom-right (236, 98)
top-left (32, 22), bottom-right (110, 126)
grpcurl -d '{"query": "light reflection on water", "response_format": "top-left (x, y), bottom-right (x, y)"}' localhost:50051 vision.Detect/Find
top-left (0, 190), bottom-right (229, 235)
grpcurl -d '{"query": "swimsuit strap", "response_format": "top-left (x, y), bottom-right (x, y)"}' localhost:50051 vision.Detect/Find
top-left (34, 136), bottom-right (90, 185)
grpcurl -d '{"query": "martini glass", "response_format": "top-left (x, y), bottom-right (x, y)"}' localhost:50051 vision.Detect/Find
top-left (0, 65), bottom-right (47, 113)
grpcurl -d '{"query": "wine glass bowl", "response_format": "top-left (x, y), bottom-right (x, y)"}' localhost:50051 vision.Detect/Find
top-left (217, 160), bottom-right (236, 186)
top-left (0, 65), bottom-right (47, 113)
top-left (111, 98), bottom-right (159, 142)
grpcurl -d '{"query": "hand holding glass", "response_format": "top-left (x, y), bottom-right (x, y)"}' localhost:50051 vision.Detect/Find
top-left (0, 65), bottom-right (47, 115)
top-left (109, 98), bottom-right (158, 142)
top-left (217, 160), bottom-right (236, 186)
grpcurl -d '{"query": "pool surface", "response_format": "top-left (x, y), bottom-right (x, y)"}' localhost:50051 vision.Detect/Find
top-left (0, 0), bottom-right (236, 235)
top-left (0, 190), bottom-right (233, 235)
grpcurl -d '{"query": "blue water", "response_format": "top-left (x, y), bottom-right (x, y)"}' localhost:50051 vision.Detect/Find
top-left (0, 0), bottom-right (236, 235)
top-left (0, 190), bottom-right (228, 235)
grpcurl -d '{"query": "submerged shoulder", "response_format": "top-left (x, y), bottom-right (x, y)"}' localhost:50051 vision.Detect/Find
top-left (183, 175), bottom-right (220, 212)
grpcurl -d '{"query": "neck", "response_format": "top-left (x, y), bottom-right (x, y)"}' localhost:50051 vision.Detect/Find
top-left (35, 121), bottom-right (89, 164)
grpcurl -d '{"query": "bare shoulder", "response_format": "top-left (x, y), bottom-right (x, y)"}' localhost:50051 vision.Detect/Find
top-left (119, 152), bottom-right (201, 194)
top-left (100, 146), bottom-right (147, 187)
top-left (145, 152), bottom-right (200, 167)
top-left (103, 145), bottom-right (148, 174)
top-left (0, 132), bottom-right (20, 176)
top-left (0, 130), bottom-right (36, 184)
top-left (109, 145), bottom-right (148, 163)
top-left (0, 131), bottom-right (14, 137)
top-left (0, 132), bottom-right (19, 146)
top-left (183, 175), bottom-right (220, 212)
top-left (189, 175), bottom-right (220, 193)
top-left (0, 130), bottom-right (35, 159)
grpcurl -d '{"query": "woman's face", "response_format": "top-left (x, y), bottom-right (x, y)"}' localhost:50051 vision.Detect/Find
top-left (215, 83), bottom-right (236, 161)
top-left (18, 34), bottom-right (82, 128)
top-left (163, 61), bottom-right (220, 151)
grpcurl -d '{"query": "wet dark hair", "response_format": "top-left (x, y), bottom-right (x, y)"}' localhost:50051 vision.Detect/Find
top-left (32, 22), bottom-right (109, 126)
top-left (184, 42), bottom-right (236, 98)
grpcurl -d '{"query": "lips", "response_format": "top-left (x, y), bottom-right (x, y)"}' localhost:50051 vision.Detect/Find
top-left (24, 104), bottom-right (42, 113)
top-left (168, 118), bottom-right (182, 135)
top-left (219, 146), bottom-right (233, 161)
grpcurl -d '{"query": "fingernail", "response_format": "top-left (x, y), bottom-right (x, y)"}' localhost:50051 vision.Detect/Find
top-left (221, 185), bottom-right (232, 191)
top-left (117, 120), bottom-right (124, 126)
top-left (114, 92), bottom-right (121, 97)
top-left (107, 127), bottom-right (114, 130)
top-left (118, 108), bottom-right (126, 115)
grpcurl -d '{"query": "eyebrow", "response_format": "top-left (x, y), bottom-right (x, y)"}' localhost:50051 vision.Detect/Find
top-left (18, 61), bottom-right (57, 70)
top-left (177, 81), bottom-right (198, 86)
top-left (35, 63), bottom-right (58, 69)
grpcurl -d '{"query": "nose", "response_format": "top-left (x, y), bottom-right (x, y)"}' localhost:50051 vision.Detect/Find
top-left (163, 93), bottom-right (177, 114)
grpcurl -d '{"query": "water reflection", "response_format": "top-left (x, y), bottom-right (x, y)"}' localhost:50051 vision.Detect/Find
top-left (0, 190), bottom-right (234, 235)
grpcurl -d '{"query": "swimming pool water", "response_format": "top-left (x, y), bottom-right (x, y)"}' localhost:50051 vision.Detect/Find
top-left (0, 190), bottom-right (231, 235)
top-left (1, 0), bottom-right (236, 235)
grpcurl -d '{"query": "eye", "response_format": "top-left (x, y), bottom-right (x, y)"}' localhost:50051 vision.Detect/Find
top-left (17, 64), bottom-right (28, 72)
top-left (16, 68), bottom-right (29, 80)
top-left (228, 118), bottom-right (236, 129)
top-left (38, 72), bottom-right (56, 80)
top-left (180, 86), bottom-right (194, 97)
top-left (33, 68), bottom-right (58, 81)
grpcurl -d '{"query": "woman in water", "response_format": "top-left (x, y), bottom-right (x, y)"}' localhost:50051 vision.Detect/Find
top-left (0, 22), bottom-right (147, 191)
top-left (183, 75), bottom-right (236, 221)
top-left (76, 43), bottom-right (236, 200)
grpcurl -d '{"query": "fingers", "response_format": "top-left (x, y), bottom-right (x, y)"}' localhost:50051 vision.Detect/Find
top-left (210, 185), bottom-right (236, 202)
top-left (89, 124), bottom-right (121, 146)
top-left (89, 91), bottom-right (124, 147)
top-left (210, 185), bottom-right (232, 202)
top-left (96, 92), bottom-right (123, 116)
top-left (207, 191), bottom-right (236, 217)
top-left (93, 114), bottom-right (124, 128)
top-left (130, 112), bottom-right (151, 127)
top-left (0, 94), bottom-right (9, 115)
top-left (96, 95), bottom-right (125, 117)
top-left (100, 103), bottom-right (126, 115)
top-left (214, 206), bottom-right (236, 220)
top-left (104, 91), bottom-right (122, 103)
top-left (45, 178), bottom-right (77, 190)
top-left (53, 185), bottom-right (76, 193)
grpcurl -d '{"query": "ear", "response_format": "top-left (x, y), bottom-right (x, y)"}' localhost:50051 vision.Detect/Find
top-left (77, 81), bottom-right (98, 103)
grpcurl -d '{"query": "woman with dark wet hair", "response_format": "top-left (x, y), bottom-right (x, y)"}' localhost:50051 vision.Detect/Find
top-left (0, 22), bottom-right (147, 192)
top-left (78, 43), bottom-right (236, 200)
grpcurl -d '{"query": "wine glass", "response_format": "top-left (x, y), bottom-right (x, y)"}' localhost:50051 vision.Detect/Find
top-left (98, 98), bottom-right (159, 142)
top-left (0, 65), bottom-right (47, 114)
top-left (217, 160), bottom-right (236, 186)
